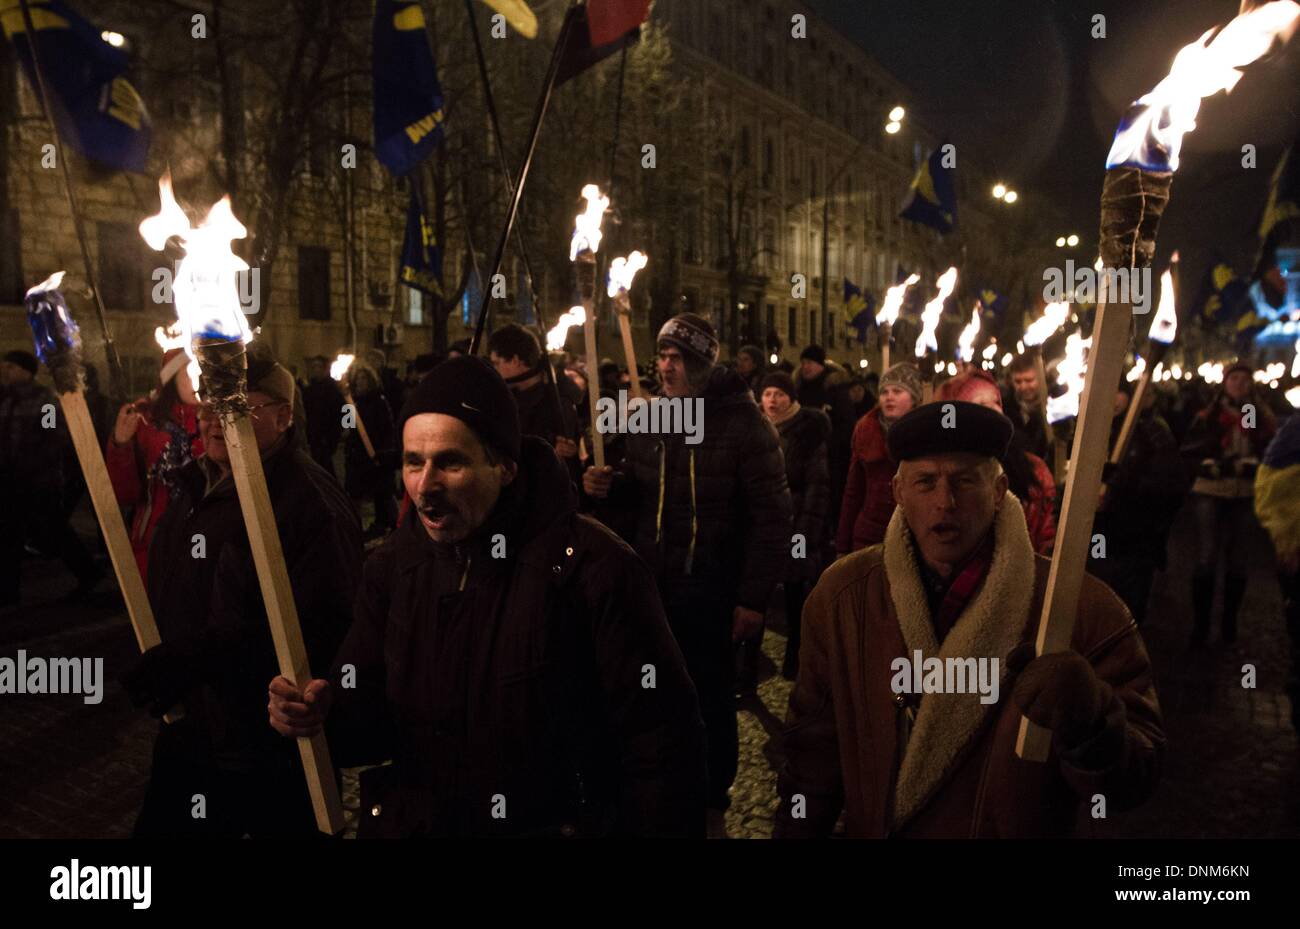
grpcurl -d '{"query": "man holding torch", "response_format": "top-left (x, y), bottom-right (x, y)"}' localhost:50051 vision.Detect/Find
top-left (777, 402), bottom-right (1163, 837)
top-left (582, 313), bottom-right (792, 837)
top-left (268, 357), bottom-right (706, 837)
top-left (124, 349), bottom-right (363, 837)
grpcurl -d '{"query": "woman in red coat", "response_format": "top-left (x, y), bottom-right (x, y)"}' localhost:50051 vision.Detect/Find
top-left (836, 363), bottom-right (921, 555)
top-left (936, 369), bottom-right (1057, 555)
top-left (105, 348), bottom-right (203, 583)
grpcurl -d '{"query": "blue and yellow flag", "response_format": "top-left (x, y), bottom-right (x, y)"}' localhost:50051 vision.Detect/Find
top-left (978, 287), bottom-right (1008, 320)
top-left (899, 141), bottom-right (956, 234)
top-left (1254, 135), bottom-right (1299, 307)
top-left (373, 0), bottom-right (445, 176)
top-left (400, 192), bottom-right (442, 297)
top-left (1, 0), bottom-right (151, 172)
top-left (1196, 262), bottom-right (1252, 325)
top-left (843, 278), bottom-right (875, 344)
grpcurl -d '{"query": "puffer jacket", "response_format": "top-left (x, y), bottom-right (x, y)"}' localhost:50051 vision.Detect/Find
top-left (776, 406), bottom-right (831, 582)
top-left (837, 406), bottom-right (897, 554)
top-left (594, 365), bottom-right (793, 613)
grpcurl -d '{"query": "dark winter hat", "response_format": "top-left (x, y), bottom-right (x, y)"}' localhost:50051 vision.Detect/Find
top-left (760, 371), bottom-right (797, 400)
top-left (657, 313), bottom-right (719, 365)
top-left (879, 362), bottom-right (923, 405)
top-left (3, 349), bottom-right (38, 376)
top-left (399, 355), bottom-right (521, 461)
top-left (800, 344), bottom-right (827, 365)
top-left (738, 344), bottom-right (764, 366)
top-left (1224, 361), bottom-right (1253, 379)
top-left (887, 400), bottom-right (1014, 462)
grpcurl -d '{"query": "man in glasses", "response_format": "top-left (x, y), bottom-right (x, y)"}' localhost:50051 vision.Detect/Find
top-left (124, 349), bottom-right (363, 837)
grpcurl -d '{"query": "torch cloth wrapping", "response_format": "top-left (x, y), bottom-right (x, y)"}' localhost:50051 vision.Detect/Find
top-left (24, 281), bottom-right (83, 394)
top-left (195, 338), bottom-right (250, 416)
top-left (1099, 167), bottom-right (1172, 269)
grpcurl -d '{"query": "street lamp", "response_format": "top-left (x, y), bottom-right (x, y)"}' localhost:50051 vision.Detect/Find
top-left (1067, 233), bottom-right (1079, 247)
top-left (1003, 190), bottom-right (1018, 204)
top-left (885, 120), bottom-right (901, 134)
top-left (992, 183), bottom-right (1007, 199)
top-left (1056, 236), bottom-right (1066, 247)
top-left (889, 106), bottom-right (905, 122)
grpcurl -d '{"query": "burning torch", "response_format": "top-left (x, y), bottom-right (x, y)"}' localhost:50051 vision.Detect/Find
top-left (1016, 0), bottom-right (1300, 762)
top-left (23, 272), bottom-right (175, 718)
top-left (571, 184), bottom-right (609, 468)
top-left (876, 273), bottom-right (919, 372)
top-left (138, 176), bottom-right (345, 833)
top-left (915, 267), bottom-right (958, 401)
top-left (957, 303), bottom-right (982, 369)
top-left (330, 353), bottom-right (377, 461)
top-left (1109, 257), bottom-right (1180, 469)
top-left (608, 250), bottom-right (648, 402)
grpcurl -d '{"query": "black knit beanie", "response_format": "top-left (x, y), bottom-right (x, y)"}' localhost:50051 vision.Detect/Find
top-left (398, 355), bottom-right (522, 461)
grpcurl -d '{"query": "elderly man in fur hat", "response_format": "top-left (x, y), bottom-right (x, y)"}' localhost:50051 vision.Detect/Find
top-left (777, 401), bottom-right (1163, 838)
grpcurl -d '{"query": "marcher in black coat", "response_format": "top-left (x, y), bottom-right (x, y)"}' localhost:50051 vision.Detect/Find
top-left (301, 355), bottom-right (345, 477)
top-left (269, 358), bottom-right (706, 837)
top-left (583, 315), bottom-right (792, 836)
top-left (125, 360), bottom-right (363, 837)
top-left (754, 371), bottom-right (831, 681)
top-left (342, 363), bottom-right (398, 536)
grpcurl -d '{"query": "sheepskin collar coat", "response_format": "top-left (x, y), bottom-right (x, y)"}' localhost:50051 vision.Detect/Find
top-left (777, 496), bottom-right (1164, 838)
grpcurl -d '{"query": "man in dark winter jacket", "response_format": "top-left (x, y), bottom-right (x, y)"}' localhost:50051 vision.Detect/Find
top-left (1092, 383), bottom-right (1188, 623)
top-left (584, 313), bottom-right (793, 837)
top-left (0, 350), bottom-right (100, 606)
top-left (269, 357), bottom-right (706, 837)
top-left (301, 355), bottom-right (344, 477)
top-left (1003, 355), bottom-right (1053, 462)
top-left (797, 345), bottom-right (856, 532)
top-left (125, 355), bottom-right (363, 837)
top-left (736, 344), bottom-right (766, 396)
top-left (489, 323), bottom-right (580, 476)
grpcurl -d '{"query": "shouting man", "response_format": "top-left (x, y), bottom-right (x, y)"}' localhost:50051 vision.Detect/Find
top-left (777, 400), bottom-right (1163, 838)
top-left (269, 357), bottom-right (705, 837)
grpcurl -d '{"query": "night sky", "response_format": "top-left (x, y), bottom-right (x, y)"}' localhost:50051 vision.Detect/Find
top-left (809, 0), bottom-right (1300, 287)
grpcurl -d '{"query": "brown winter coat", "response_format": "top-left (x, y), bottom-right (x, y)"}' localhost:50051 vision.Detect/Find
top-left (777, 498), bottom-right (1164, 838)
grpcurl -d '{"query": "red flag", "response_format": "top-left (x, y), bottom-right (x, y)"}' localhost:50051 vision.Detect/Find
top-left (586, 0), bottom-right (652, 47)
top-left (555, 1), bottom-right (651, 85)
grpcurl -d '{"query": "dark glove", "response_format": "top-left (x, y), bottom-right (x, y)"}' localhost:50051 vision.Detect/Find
top-left (1007, 643), bottom-right (1113, 750)
top-left (122, 637), bottom-right (204, 718)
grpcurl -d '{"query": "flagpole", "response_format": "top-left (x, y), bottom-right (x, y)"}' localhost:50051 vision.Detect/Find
top-left (468, 5), bottom-right (578, 356)
top-left (15, 0), bottom-right (126, 401)
top-left (462, 0), bottom-right (565, 415)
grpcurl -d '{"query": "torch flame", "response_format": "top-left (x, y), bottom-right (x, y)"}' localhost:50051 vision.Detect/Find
top-left (1127, 355), bottom-right (1146, 383)
top-left (547, 305), bottom-right (587, 352)
top-left (25, 270), bottom-right (66, 298)
top-left (570, 184), bottom-right (609, 260)
top-left (138, 175), bottom-right (253, 398)
top-left (914, 267), bottom-right (958, 358)
top-left (1023, 301), bottom-right (1069, 348)
top-left (958, 303), bottom-right (982, 362)
top-left (1150, 266), bottom-right (1179, 345)
top-left (154, 324), bottom-right (188, 353)
top-left (982, 340), bottom-right (998, 361)
top-left (330, 353), bottom-right (355, 383)
top-left (607, 251), bottom-right (648, 298)
top-left (1047, 331), bottom-right (1093, 423)
top-left (875, 273), bottom-right (919, 327)
top-left (1106, 1), bottom-right (1300, 172)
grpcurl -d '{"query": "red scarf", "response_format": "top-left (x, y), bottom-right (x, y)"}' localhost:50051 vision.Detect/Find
top-left (930, 531), bottom-right (995, 643)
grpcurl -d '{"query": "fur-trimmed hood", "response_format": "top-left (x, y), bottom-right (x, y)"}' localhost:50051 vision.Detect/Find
top-left (882, 495), bottom-right (1035, 830)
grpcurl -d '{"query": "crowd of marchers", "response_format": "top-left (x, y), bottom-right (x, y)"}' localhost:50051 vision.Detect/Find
top-left (3, 312), bottom-right (1296, 839)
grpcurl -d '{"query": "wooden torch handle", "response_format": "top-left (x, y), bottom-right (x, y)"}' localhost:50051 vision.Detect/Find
top-left (222, 413), bottom-right (345, 834)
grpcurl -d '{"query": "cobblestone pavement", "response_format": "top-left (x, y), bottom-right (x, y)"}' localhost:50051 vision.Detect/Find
top-left (2, 502), bottom-right (1296, 838)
